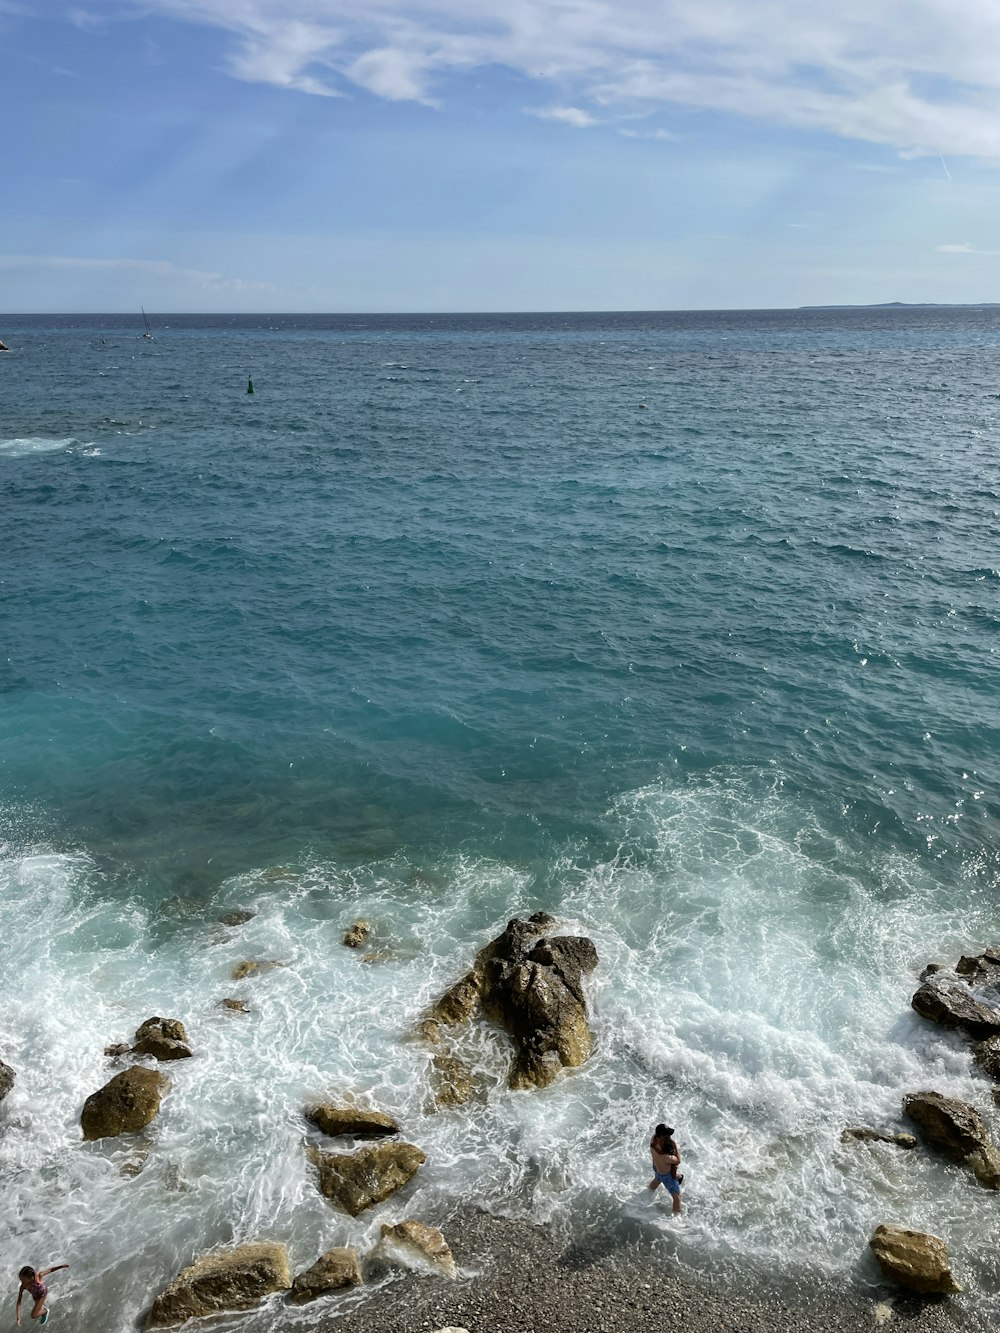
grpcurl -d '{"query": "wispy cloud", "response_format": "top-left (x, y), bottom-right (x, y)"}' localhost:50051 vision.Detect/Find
top-left (936, 242), bottom-right (1000, 255)
top-left (95, 0), bottom-right (1000, 157)
top-left (531, 105), bottom-right (598, 128)
top-left (0, 254), bottom-right (276, 291)
top-left (618, 127), bottom-right (676, 141)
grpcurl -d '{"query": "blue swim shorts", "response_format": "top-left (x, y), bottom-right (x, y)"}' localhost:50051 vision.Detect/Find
top-left (655, 1171), bottom-right (681, 1196)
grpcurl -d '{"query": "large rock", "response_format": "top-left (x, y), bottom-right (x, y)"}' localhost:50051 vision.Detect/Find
top-left (0, 1057), bottom-right (14, 1103)
top-left (869, 1224), bottom-right (960, 1294)
top-left (288, 1247), bottom-right (362, 1303)
top-left (974, 1035), bottom-right (1000, 1082)
top-left (911, 978), bottom-right (1000, 1039)
top-left (343, 919), bottom-right (371, 948)
top-left (146, 1242), bottom-right (291, 1326)
top-left (305, 1103), bottom-right (400, 1138)
top-left (841, 1127), bottom-right (917, 1149)
top-left (955, 947), bottom-right (1000, 985)
top-left (430, 1053), bottom-right (474, 1109)
top-left (309, 1140), bottom-right (426, 1216)
top-left (903, 1090), bottom-right (1000, 1188)
top-left (376, 1220), bottom-right (457, 1278)
top-left (81, 1067), bottom-right (170, 1140)
top-left (426, 915), bottom-right (598, 1090)
top-left (132, 1017), bottom-right (192, 1061)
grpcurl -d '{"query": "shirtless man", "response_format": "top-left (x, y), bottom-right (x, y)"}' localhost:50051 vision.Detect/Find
top-left (648, 1123), bottom-right (683, 1214)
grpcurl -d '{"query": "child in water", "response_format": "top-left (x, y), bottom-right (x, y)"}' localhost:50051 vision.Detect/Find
top-left (648, 1122), bottom-right (684, 1214)
top-left (16, 1264), bottom-right (68, 1325)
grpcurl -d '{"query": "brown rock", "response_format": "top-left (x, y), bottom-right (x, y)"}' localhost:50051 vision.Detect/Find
top-left (81, 1067), bottom-right (170, 1140)
top-left (410, 1018), bottom-right (445, 1046)
top-left (218, 998), bottom-right (250, 1014)
top-left (309, 1140), bottom-right (426, 1216)
top-left (0, 1058), bottom-right (14, 1103)
top-left (104, 1043), bottom-right (132, 1058)
top-left (288, 1248), bottom-right (362, 1304)
top-left (146, 1242), bottom-right (291, 1326)
top-left (973, 1035), bottom-right (1000, 1081)
top-left (305, 1103), bottom-right (400, 1138)
top-left (903, 1090), bottom-right (1000, 1188)
top-left (869, 1224), bottom-right (960, 1294)
top-left (429, 971), bottom-right (482, 1026)
top-left (841, 1127), bottom-right (917, 1149)
top-left (219, 910), bottom-right (255, 926)
top-left (911, 979), bottom-right (1000, 1039)
top-left (343, 919), bottom-right (371, 948)
top-left (231, 959), bottom-right (283, 980)
top-left (133, 1017), bottom-right (192, 1061)
top-left (430, 1053), bottom-right (475, 1109)
top-left (376, 1220), bottom-right (457, 1278)
top-left (955, 947), bottom-right (1000, 984)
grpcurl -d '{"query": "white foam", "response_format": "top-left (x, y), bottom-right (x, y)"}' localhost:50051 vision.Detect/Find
top-left (1, 777), bottom-right (999, 1330)
top-left (0, 437), bottom-right (78, 458)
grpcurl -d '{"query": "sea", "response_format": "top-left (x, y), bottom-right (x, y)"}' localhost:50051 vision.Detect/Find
top-left (1, 308), bottom-right (998, 1330)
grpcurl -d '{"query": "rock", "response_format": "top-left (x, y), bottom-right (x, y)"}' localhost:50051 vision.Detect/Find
top-left (0, 340), bottom-right (8, 351)
top-left (919, 962), bottom-right (944, 981)
top-left (219, 910), bottom-right (255, 926)
top-left (869, 1224), bottom-right (960, 1294)
top-left (231, 959), bottom-right (283, 980)
top-left (955, 947), bottom-right (1000, 985)
top-left (309, 1140), bottom-right (426, 1216)
top-left (911, 978), bottom-right (1000, 1039)
top-left (0, 1058), bottom-right (14, 1102)
top-left (305, 1103), bottom-right (400, 1138)
top-left (376, 1220), bottom-right (457, 1278)
top-left (903, 1090), bottom-right (1000, 1188)
top-left (841, 1127), bottom-right (917, 1149)
top-left (344, 919), bottom-right (371, 948)
top-left (146, 1242), bottom-right (291, 1326)
top-left (120, 1147), bottom-right (150, 1178)
top-left (218, 998), bottom-right (250, 1014)
top-left (430, 1053), bottom-right (475, 1109)
top-left (132, 1017), bottom-right (192, 1061)
top-left (426, 916), bottom-right (599, 1090)
top-left (288, 1247), bottom-right (362, 1303)
top-left (361, 950), bottom-right (392, 964)
top-left (973, 1035), bottom-right (1000, 1081)
top-left (104, 1043), bottom-right (132, 1058)
top-left (81, 1067), bottom-right (170, 1140)
top-left (410, 1018), bottom-right (445, 1046)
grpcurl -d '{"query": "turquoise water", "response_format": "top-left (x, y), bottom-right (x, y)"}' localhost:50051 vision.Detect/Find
top-left (1, 309), bottom-right (999, 1328)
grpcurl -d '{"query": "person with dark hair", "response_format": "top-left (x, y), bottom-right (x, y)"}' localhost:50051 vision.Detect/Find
top-left (648, 1122), bottom-right (683, 1213)
top-left (16, 1263), bottom-right (68, 1325)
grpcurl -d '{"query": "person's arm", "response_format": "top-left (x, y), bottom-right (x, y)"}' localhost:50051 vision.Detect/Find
top-left (39, 1266), bottom-right (69, 1279)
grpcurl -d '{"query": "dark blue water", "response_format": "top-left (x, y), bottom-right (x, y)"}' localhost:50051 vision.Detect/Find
top-left (2, 309), bottom-right (999, 1329)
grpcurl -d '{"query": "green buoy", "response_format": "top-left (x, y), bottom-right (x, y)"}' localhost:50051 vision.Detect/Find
top-left (247, 374), bottom-right (254, 394)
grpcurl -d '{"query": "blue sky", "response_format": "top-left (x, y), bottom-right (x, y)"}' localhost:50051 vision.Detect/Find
top-left (6, 0), bottom-right (1000, 310)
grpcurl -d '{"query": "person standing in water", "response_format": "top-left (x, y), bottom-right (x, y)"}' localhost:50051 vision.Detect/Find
top-left (16, 1264), bottom-right (68, 1325)
top-left (648, 1122), bottom-right (683, 1214)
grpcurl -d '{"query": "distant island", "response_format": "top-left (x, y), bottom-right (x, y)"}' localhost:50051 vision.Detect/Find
top-left (800, 301), bottom-right (1000, 309)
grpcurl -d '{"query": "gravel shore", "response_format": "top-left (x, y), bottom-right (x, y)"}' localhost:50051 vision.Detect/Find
top-left (333, 1208), bottom-right (967, 1333)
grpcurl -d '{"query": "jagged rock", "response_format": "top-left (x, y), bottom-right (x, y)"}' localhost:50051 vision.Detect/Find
top-left (841, 1127), bottom-right (917, 1149)
top-left (146, 1242), bottom-right (291, 1326)
top-left (104, 1043), bottom-right (132, 1058)
top-left (425, 916), bottom-right (598, 1090)
top-left (132, 1017), bottom-right (192, 1061)
top-left (231, 959), bottom-right (283, 980)
top-left (911, 978), bottom-right (1000, 1039)
top-left (410, 1018), bottom-right (445, 1046)
top-left (288, 1248), bottom-right (362, 1303)
top-left (219, 910), bottom-right (255, 926)
top-left (305, 1103), bottom-right (400, 1138)
top-left (81, 1067), bottom-right (170, 1140)
top-left (343, 919), bottom-right (371, 948)
top-left (430, 1053), bottom-right (474, 1109)
top-left (919, 962), bottom-right (944, 981)
top-left (869, 1224), bottom-right (960, 1294)
top-left (955, 947), bottom-right (1000, 985)
top-left (309, 1140), bottom-right (426, 1216)
top-left (376, 1220), bottom-right (457, 1278)
top-left (0, 1058), bottom-right (15, 1102)
top-left (218, 998), bottom-right (250, 1014)
top-left (974, 1035), bottom-right (1000, 1082)
top-left (903, 1090), bottom-right (1000, 1188)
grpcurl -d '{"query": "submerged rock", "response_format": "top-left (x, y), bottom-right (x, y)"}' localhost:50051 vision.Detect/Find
top-left (430, 1053), bottom-right (475, 1109)
top-left (104, 1043), bottom-right (131, 1058)
top-left (869, 1224), bottom-right (960, 1294)
top-left (146, 1242), bottom-right (291, 1326)
top-left (132, 1017), bottom-right (192, 1061)
top-left (426, 916), bottom-right (598, 1090)
top-left (81, 1067), bottom-right (170, 1140)
top-left (911, 978), bottom-right (1000, 1039)
top-left (309, 1140), bottom-right (426, 1216)
top-left (218, 997), bottom-right (250, 1014)
top-left (841, 1127), bottom-right (917, 1149)
top-left (903, 1090), bottom-right (1000, 1188)
top-left (288, 1247), bottom-right (362, 1303)
top-left (218, 909), bottom-right (255, 927)
top-left (376, 1220), bottom-right (457, 1278)
top-left (0, 1058), bottom-right (16, 1102)
top-left (344, 919), bottom-right (371, 948)
top-left (305, 1102), bottom-right (400, 1138)
top-left (231, 959), bottom-right (283, 980)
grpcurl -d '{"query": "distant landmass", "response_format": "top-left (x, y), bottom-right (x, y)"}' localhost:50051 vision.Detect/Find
top-left (800, 301), bottom-right (1000, 309)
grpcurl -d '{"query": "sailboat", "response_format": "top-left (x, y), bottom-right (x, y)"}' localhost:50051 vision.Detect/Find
top-left (141, 308), bottom-right (154, 341)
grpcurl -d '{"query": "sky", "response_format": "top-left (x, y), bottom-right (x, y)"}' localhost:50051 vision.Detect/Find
top-left (6, 0), bottom-right (1000, 310)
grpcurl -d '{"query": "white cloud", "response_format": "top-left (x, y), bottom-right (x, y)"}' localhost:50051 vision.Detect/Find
top-left (0, 254), bottom-right (276, 291)
top-left (531, 105), bottom-right (598, 127)
top-left (96, 0), bottom-right (1000, 157)
top-left (936, 242), bottom-right (1000, 255)
top-left (618, 127), bottom-right (676, 141)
